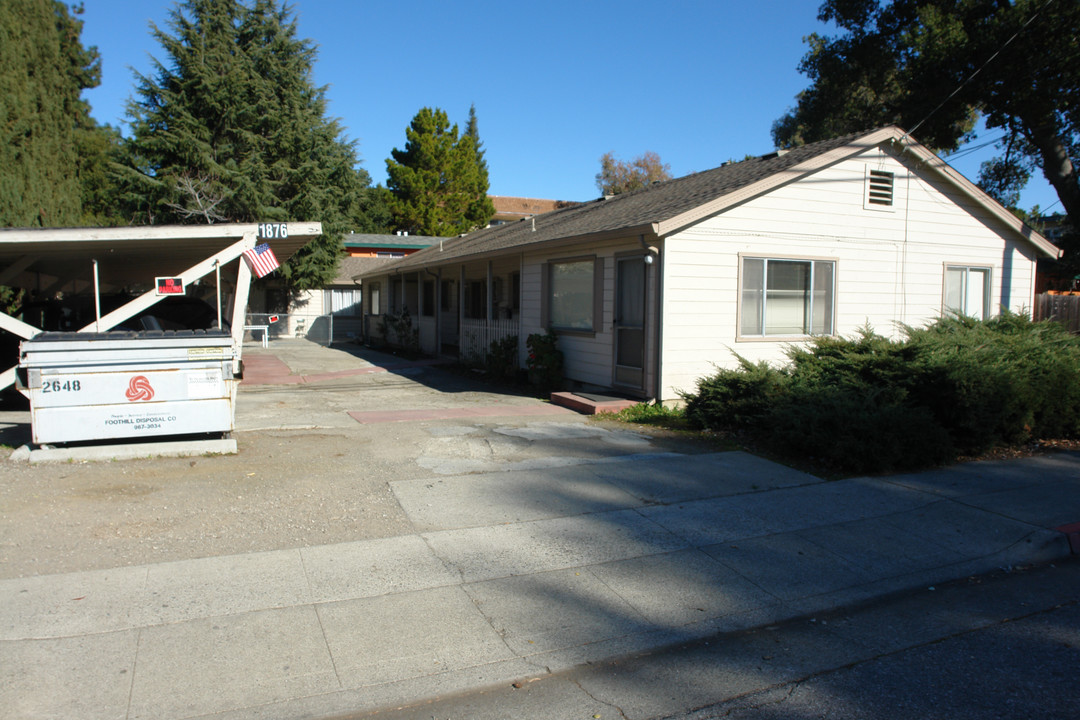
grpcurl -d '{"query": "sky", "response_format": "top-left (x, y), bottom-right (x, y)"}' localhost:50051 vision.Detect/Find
top-left (77, 0), bottom-right (1060, 213)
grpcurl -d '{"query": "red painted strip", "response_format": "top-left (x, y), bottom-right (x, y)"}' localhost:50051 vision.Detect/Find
top-left (1055, 523), bottom-right (1080, 554)
top-left (348, 404), bottom-right (573, 424)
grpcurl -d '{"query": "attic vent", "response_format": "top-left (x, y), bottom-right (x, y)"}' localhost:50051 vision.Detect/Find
top-left (866, 169), bottom-right (895, 207)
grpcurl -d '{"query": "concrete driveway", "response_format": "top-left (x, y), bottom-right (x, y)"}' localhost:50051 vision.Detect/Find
top-left (1, 339), bottom-right (1077, 719)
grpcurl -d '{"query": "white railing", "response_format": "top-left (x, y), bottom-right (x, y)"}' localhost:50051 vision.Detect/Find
top-left (244, 313), bottom-right (363, 347)
top-left (460, 317), bottom-right (519, 364)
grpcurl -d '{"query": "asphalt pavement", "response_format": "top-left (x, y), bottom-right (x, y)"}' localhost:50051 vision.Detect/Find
top-left (1, 340), bottom-right (1078, 720)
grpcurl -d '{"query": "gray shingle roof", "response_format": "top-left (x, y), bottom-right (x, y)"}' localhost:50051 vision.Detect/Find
top-left (328, 256), bottom-right (399, 285)
top-left (367, 128), bottom-right (892, 277)
top-left (357, 125), bottom-right (1059, 276)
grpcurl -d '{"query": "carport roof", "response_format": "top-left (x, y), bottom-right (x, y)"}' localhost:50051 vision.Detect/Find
top-left (0, 222), bottom-right (322, 290)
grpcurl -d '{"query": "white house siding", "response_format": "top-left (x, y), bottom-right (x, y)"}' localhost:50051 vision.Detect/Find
top-left (659, 146), bottom-right (1039, 402)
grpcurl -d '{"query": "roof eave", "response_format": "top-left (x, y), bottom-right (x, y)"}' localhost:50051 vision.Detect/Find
top-left (358, 223), bottom-right (661, 279)
top-left (891, 137), bottom-right (1062, 259)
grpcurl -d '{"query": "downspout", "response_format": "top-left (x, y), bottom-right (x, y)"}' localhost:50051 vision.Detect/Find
top-left (639, 235), bottom-right (662, 403)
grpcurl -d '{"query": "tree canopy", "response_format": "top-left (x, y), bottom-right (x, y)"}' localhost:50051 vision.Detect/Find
top-left (385, 106), bottom-right (495, 236)
top-left (773, 0), bottom-right (1080, 259)
top-left (0, 0), bottom-right (103, 227)
top-left (120, 0), bottom-right (376, 289)
top-left (595, 151), bottom-right (672, 196)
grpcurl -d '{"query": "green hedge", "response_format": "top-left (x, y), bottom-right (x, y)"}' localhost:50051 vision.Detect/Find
top-left (681, 313), bottom-right (1080, 474)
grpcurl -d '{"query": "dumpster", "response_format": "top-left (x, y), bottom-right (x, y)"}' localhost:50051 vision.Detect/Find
top-left (17, 330), bottom-right (237, 445)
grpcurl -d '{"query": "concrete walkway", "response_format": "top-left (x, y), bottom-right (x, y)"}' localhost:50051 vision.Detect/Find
top-left (3, 341), bottom-right (1079, 719)
top-left (4, 452), bottom-right (1077, 719)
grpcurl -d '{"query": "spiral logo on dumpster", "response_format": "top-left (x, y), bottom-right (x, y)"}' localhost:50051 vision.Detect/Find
top-left (125, 375), bottom-right (155, 402)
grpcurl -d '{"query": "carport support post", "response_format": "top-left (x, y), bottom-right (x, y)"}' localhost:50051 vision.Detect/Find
top-left (230, 233), bottom-right (256, 369)
top-left (92, 259), bottom-right (101, 332)
top-left (214, 259), bottom-right (222, 330)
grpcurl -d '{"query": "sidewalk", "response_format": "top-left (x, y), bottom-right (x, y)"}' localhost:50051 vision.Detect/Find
top-left (3, 444), bottom-right (1077, 720)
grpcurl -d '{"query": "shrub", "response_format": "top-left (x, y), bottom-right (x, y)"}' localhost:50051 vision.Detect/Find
top-left (905, 311), bottom-right (1080, 452)
top-left (526, 330), bottom-right (563, 394)
top-left (486, 334), bottom-right (519, 378)
top-left (681, 356), bottom-right (788, 432)
top-left (763, 385), bottom-right (953, 474)
top-left (681, 311), bottom-right (1080, 475)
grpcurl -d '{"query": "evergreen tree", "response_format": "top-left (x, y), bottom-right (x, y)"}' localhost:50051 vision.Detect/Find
top-left (461, 104), bottom-right (495, 230)
top-left (385, 106), bottom-right (494, 236)
top-left (0, 0), bottom-right (101, 227)
top-left (121, 0), bottom-right (372, 290)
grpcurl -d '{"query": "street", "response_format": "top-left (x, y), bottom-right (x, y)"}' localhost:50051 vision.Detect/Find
top-left (357, 559), bottom-right (1080, 720)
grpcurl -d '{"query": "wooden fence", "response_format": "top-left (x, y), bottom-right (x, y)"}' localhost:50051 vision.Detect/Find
top-left (1034, 293), bottom-right (1080, 333)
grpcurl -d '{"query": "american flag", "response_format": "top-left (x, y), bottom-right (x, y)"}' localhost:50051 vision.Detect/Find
top-left (242, 243), bottom-right (280, 278)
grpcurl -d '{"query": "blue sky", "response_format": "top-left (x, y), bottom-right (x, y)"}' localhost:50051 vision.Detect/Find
top-left (78, 0), bottom-right (1059, 212)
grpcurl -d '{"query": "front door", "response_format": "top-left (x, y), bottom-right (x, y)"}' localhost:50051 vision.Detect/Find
top-left (614, 256), bottom-right (646, 391)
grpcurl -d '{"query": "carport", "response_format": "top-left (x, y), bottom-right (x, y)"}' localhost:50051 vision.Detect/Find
top-left (0, 222), bottom-right (321, 453)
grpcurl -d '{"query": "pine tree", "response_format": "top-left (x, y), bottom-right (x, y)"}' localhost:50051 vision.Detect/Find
top-left (0, 0), bottom-right (101, 227)
top-left (461, 104), bottom-right (495, 230)
top-left (121, 0), bottom-right (372, 290)
top-left (386, 106), bottom-right (494, 236)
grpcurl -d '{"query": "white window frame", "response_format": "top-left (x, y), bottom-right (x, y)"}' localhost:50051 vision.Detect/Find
top-left (738, 255), bottom-right (837, 340)
top-left (943, 264), bottom-right (992, 320)
top-left (325, 288), bottom-right (363, 317)
top-left (368, 282), bottom-right (381, 315)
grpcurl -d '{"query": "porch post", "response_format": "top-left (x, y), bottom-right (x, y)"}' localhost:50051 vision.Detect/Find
top-left (486, 261), bottom-right (493, 323)
top-left (458, 264), bottom-right (465, 354)
top-left (434, 268), bottom-right (441, 354)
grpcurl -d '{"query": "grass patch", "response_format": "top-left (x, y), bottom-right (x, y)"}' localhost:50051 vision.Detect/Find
top-left (596, 401), bottom-right (688, 427)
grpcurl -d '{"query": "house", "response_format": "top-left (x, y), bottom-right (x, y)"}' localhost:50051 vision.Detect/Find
top-left (257, 232), bottom-right (444, 343)
top-left (359, 126), bottom-right (1061, 403)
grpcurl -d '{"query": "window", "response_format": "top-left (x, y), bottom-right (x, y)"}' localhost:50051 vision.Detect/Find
top-left (440, 279), bottom-right (455, 311)
top-left (375, 251), bottom-right (405, 258)
top-left (740, 257), bottom-right (835, 337)
top-left (548, 258), bottom-right (597, 331)
top-left (944, 265), bottom-right (991, 319)
top-left (422, 279), bottom-right (434, 317)
top-left (325, 289), bottom-right (362, 316)
top-left (864, 166), bottom-right (895, 209)
top-left (369, 282), bottom-right (381, 315)
top-left (511, 272), bottom-right (521, 312)
top-left (466, 280), bottom-right (487, 319)
top-left (388, 278), bottom-right (401, 313)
